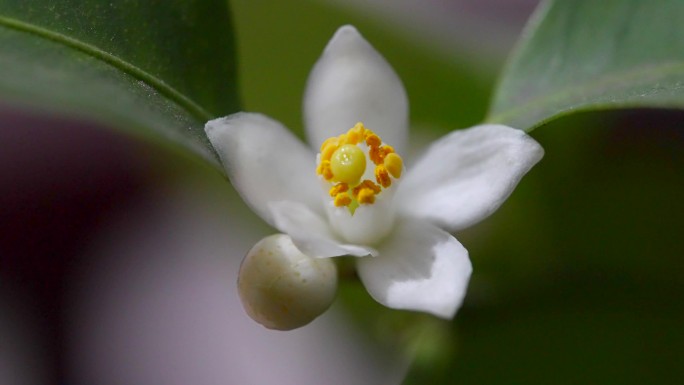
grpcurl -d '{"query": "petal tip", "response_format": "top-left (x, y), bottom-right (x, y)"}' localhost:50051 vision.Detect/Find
top-left (325, 24), bottom-right (367, 55)
top-left (204, 116), bottom-right (235, 152)
top-left (204, 112), bottom-right (248, 137)
top-left (529, 136), bottom-right (545, 163)
top-left (203, 116), bottom-right (226, 136)
top-left (204, 112), bottom-right (273, 139)
top-left (337, 24), bottom-right (359, 33)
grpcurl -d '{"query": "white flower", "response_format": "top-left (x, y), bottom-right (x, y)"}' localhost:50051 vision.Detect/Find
top-left (205, 25), bottom-right (543, 320)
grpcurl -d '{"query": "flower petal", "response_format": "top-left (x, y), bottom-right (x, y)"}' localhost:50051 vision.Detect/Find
top-left (269, 201), bottom-right (376, 258)
top-left (396, 124), bottom-right (544, 232)
top-left (205, 113), bottom-right (322, 227)
top-left (356, 218), bottom-right (471, 318)
top-left (324, 188), bottom-right (396, 246)
top-left (304, 25), bottom-right (409, 153)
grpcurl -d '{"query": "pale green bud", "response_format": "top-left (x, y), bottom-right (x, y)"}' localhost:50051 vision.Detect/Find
top-left (238, 234), bottom-right (338, 330)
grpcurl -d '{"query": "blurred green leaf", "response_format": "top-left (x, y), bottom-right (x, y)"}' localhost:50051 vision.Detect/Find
top-left (0, 0), bottom-right (238, 165)
top-left (487, 0), bottom-right (684, 131)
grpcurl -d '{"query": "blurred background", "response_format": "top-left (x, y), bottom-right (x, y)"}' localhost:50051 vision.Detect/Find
top-left (1, 0), bottom-right (683, 384)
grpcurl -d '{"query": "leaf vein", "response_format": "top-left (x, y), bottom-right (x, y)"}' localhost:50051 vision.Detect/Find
top-left (0, 14), bottom-right (213, 122)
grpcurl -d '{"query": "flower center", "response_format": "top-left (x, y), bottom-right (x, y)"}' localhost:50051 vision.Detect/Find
top-left (316, 122), bottom-right (403, 214)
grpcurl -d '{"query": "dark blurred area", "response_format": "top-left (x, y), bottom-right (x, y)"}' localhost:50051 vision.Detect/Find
top-left (0, 106), bottom-right (150, 382)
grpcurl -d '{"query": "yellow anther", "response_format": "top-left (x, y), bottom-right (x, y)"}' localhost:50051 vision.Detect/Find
top-left (369, 146), bottom-right (382, 165)
top-left (345, 132), bottom-right (360, 145)
top-left (346, 123), bottom-right (365, 145)
top-left (370, 145), bottom-right (395, 165)
top-left (357, 188), bottom-right (376, 205)
top-left (336, 134), bottom-right (348, 146)
top-left (320, 136), bottom-right (338, 150)
top-left (328, 183), bottom-right (349, 198)
top-left (321, 141), bottom-right (339, 162)
top-left (330, 144), bottom-right (366, 185)
top-left (353, 179), bottom-right (381, 197)
top-left (334, 192), bottom-right (352, 207)
top-left (365, 132), bottom-right (381, 148)
top-left (316, 160), bottom-right (334, 181)
top-left (384, 152), bottom-right (403, 179)
top-left (375, 165), bottom-right (391, 188)
top-left (320, 136), bottom-right (338, 152)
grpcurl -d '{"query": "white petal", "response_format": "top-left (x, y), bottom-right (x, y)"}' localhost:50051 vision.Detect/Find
top-left (269, 201), bottom-right (376, 258)
top-left (304, 25), bottom-right (409, 153)
top-left (324, 186), bottom-right (396, 246)
top-left (396, 124), bottom-right (544, 232)
top-left (356, 218), bottom-right (472, 318)
top-left (205, 113), bottom-right (322, 226)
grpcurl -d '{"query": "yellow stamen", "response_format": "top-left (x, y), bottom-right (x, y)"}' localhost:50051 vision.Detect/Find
top-left (321, 142), bottom-right (339, 162)
top-left (329, 183), bottom-right (349, 198)
top-left (369, 146), bottom-right (382, 165)
top-left (346, 123), bottom-right (366, 145)
top-left (334, 192), bottom-right (352, 207)
top-left (384, 152), bottom-right (403, 179)
top-left (316, 122), bottom-right (405, 214)
top-left (316, 160), bottom-right (334, 181)
top-left (352, 179), bottom-right (381, 197)
top-left (375, 164), bottom-right (391, 188)
top-left (337, 134), bottom-right (348, 146)
top-left (365, 132), bottom-right (381, 148)
top-left (357, 188), bottom-right (376, 205)
top-left (320, 137), bottom-right (339, 155)
top-left (370, 144), bottom-right (394, 165)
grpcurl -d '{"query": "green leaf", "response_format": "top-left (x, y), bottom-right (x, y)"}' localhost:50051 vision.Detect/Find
top-left (487, 0), bottom-right (684, 131)
top-left (0, 0), bottom-right (238, 164)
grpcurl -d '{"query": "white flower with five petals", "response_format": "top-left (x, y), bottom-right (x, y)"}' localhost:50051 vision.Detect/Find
top-left (205, 25), bottom-right (543, 320)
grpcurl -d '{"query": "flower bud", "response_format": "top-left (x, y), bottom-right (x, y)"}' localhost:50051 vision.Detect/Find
top-left (238, 234), bottom-right (338, 330)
